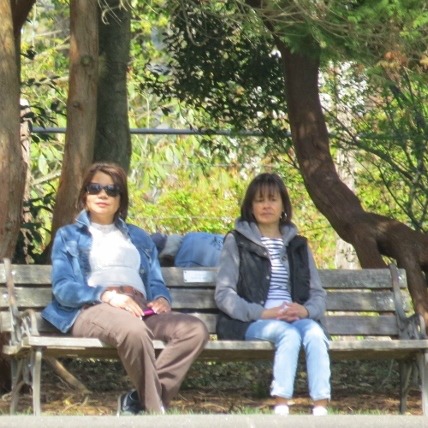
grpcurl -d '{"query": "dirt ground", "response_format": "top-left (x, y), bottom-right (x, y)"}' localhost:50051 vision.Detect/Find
top-left (0, 359), bottom-right (423, 416)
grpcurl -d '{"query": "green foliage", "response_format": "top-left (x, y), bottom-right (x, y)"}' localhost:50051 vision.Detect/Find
top-left (322, 62), bottom-right (428, 232)
top-left (128, 133), bottom-right (245, 234)
top-left (14, 192), bottom-right (56, 264)
top-left (142, 0), bottom-right (290, 155)
top-left (356, 71), bottom-right (428, 231)
top-left (248, 0), bottom-right (428, 65)
top-left (21, 130), bottom-right (63, 263)
top-left (21, 2), bottom-right (69, 129)
top-left (128, 0), bottom-right (182, 131)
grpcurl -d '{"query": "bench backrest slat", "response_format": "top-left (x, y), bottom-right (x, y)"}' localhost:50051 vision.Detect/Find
top-left (162, 268), bottom-right (407, 289)
top-left (324, 315), bottom-right (399, 336)
top-left (0, 266), bottom-right (407, 289)
top-left (0, 264), bottom-right (52, 285)
top-left (0, 311), bottom-right (400, 337)
top-left (0, 266), bottom-right (407, 288)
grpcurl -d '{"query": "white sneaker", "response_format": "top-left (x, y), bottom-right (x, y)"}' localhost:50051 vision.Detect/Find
top-left (312, 405), bottom-right (328, 416)
top-left (274, 404), bottom-right (289, 416)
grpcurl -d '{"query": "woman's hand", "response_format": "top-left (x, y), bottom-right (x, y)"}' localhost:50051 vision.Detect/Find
top-left (277, 302), bottom-right (309, 322)
top-left (147, 297), bottom-right (171, 314)
top-left (101, 290), bottom-right (143, 317)
top-left (261, 306), bottom-right (281, 319)
top-left (261, 302), bottom-right (309, 321)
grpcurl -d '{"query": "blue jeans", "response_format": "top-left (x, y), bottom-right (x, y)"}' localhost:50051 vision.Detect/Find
top-left (245, 318), bottom-right (331, 401)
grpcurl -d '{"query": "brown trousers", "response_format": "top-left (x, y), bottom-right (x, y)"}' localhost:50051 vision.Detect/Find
top-left (71, 303), bottom-right (209, 412)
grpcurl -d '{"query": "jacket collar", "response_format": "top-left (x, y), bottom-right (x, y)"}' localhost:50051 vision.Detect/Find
top-left (235, 219), bottom-right (298, 246)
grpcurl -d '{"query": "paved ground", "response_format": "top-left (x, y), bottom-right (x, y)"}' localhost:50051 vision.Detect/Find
top-left (0, 415), bottom-right (427, 427)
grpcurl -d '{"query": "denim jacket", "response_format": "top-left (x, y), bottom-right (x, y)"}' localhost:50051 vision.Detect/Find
top-left (42, 210), bottom-right (171, 333)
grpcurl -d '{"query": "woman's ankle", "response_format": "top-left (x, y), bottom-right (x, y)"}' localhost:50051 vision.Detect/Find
top-left (312, 398), bottom-right (328, 416)
top-left (274, 404), bottom-right (289, 416)
top-left (274, 396), bottom-right (291, 416)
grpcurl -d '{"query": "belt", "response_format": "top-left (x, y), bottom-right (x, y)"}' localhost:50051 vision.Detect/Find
top-left (109, 286), bottom-right (145, 299)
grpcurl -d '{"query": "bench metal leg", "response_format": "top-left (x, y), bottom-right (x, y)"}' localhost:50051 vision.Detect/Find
top-left (399, 361), bottom-right (411, 414)
top-left (10, 359), bottom-right (25, 414)
top-left (8, 348), bottom-right (43, 415)
top-left (417, 352), bottom-right (428, 415)
top-left (400, 355), bottom-right (428, 415)
top-left (31, 348), bottom-right (43, 416)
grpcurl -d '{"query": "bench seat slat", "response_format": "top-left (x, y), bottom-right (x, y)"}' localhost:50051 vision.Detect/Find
top-left (5, 335), bottom-right (428, 364)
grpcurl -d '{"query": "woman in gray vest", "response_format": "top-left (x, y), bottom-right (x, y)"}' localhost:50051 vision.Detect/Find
top-left (215, 172), bottom-right (330, 416)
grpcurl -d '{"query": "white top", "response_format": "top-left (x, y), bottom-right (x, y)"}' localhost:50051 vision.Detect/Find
top-left (262, 237), bottom-right (291, 309)
top-left (87, 222), bottom-right (146, 297)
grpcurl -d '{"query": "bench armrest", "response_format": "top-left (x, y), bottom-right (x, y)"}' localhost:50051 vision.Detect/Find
top-left (13, 308), bottom-right (40, 342)
top-left (8, 308), bottom-right (40, 346)
top-left (389, 264), bottom-right (427, 339)
top-left (399, 313), bottom-right (427, 340)
top-left (3, 258), bottom-right (40, 345)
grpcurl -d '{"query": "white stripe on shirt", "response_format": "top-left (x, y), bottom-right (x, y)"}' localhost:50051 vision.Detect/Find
top-left (261, 237), bottom-right (291, 308)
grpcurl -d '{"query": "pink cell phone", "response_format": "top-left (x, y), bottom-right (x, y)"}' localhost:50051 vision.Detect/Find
top-left (142, 308), bottom-right (155, 318)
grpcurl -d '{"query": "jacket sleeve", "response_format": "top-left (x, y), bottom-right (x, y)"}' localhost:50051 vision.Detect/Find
top-left (214, 233), bottom-right (265, 322)
top-left (144, 240), bottom-right (172, 304)
top-left (51, 227), bottom-right (105, 308)
top-left (302, 246), bottom-right (327, 320)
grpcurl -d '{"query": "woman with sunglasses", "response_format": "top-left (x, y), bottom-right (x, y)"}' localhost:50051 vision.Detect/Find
top-left (42, 162), bottom-right (209, 415)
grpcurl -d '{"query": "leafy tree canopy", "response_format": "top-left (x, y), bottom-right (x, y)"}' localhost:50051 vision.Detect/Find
top-left (243, 0), bottom-right (428, 65)
top-left (142, 0), bottom-right (291, 160)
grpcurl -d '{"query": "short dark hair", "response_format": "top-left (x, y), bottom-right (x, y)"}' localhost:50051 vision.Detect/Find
top-left (78, 162), bottom-right (129, 221)
top-left (240, 172), bottom-right (292, 226)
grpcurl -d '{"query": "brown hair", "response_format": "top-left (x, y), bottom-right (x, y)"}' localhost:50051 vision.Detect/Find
top-left (240, 172), bottom-right (292, 226)
top-left (77, 162), bottom-right (129, 221)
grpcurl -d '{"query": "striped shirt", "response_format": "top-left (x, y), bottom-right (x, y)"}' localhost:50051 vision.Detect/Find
top-left (261, 237), bottom-right (292, 309)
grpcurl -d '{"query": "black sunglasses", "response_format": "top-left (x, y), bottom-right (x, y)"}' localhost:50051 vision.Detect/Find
top-left (86, 183), bottom-right (121, 197)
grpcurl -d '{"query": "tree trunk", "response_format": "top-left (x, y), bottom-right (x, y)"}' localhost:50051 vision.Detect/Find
top-left (94, 0), bottom-right (131, 172)
top-left (0, 0), bottom-right (26, 259)
top-left (11, 0), bottom-right (36, 38)
top-left (16, 98), bottom-right (33, 263)
top-left (50, 0), bottom-right (99, 237)
top-left (0, 0), bottom-right (32, 392)
top-left (274, 40), bottom-right (428, 325)
top-left (11, 0), bottom-right (36, 76)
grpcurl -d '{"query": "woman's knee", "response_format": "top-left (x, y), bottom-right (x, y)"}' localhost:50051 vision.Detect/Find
top-left (282, 327), bottom-right (301, 344)
top-left (194, 319), bottom-right (209, 342)
top-left (178, 316), bottom-right (209, 344)
top-left (303, 326), bottom-right (329, 348)
top-left (246, 320), bottom-right (301, 345)
top-left (309, 322), bottom-right (327, 337)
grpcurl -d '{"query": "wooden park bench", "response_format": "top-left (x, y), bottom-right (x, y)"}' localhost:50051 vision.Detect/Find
top-left (1, 258), bottom-right (428, 415)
